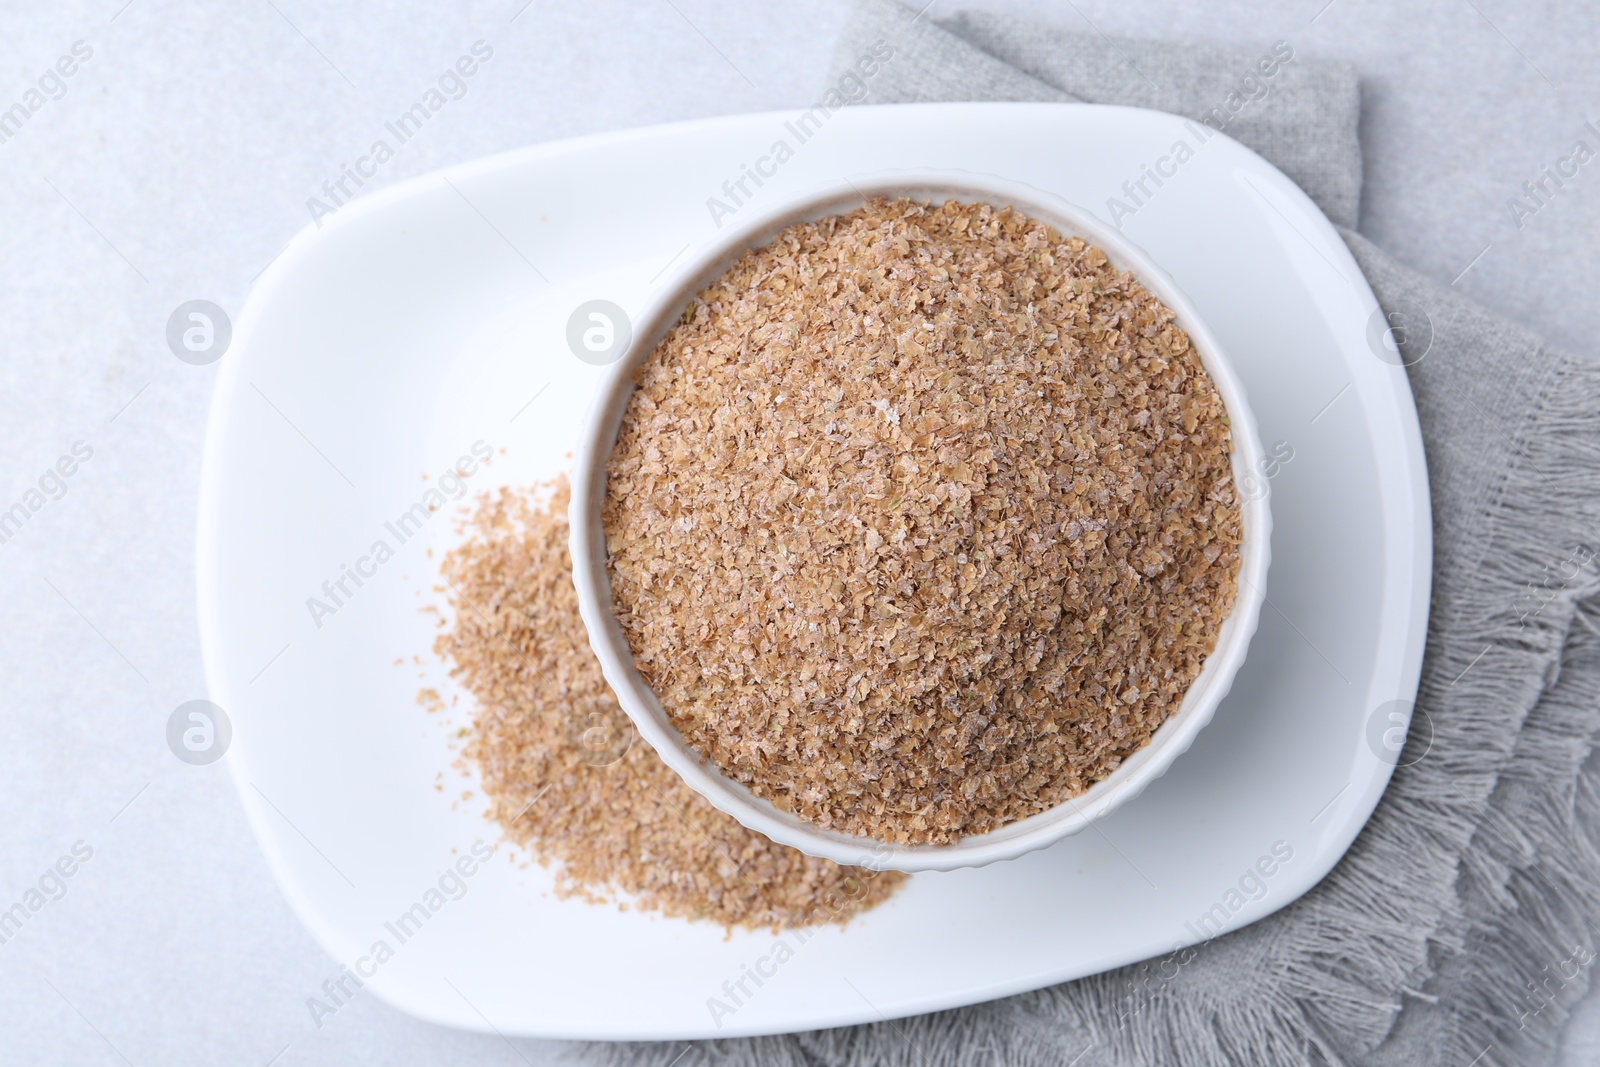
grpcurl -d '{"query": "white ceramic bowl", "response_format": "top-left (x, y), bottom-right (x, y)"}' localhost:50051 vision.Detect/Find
top-left (569, 170), bottom-right (1271, 872)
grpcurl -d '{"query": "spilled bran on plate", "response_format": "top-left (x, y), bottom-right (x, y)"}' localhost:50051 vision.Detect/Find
top-left (435, 478), bottom-right (904, 930)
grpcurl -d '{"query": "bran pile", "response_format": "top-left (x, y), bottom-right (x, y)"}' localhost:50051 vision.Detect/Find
top-left (603, 196), bottom-right (1242, 845)
top-left (436, 479), bottom-right (904, 929)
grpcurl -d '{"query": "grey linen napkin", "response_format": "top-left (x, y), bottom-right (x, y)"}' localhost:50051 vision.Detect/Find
top-left (595, 4), bottom-right (1600, 1064)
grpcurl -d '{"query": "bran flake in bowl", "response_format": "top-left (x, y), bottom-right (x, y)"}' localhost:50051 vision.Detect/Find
top-left (602, 196), bottom-right (1243, 846)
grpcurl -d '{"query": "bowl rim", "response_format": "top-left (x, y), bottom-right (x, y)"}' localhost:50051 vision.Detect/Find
top-left (568, 168), bottom-right (1271, 873)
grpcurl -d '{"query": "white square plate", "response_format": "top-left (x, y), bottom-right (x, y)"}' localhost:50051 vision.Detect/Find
top-left (197, 102), bottom-right (1430, 1040)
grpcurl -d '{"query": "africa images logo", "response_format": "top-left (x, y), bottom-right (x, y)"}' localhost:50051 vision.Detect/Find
top-left (304, 440), bottom-right (494, 629)
top-left (306, 42), bottom-right (495, 227)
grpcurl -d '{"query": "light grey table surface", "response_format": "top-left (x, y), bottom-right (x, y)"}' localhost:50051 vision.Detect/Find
top-left (1, 1), bottom-right (1596, 1064)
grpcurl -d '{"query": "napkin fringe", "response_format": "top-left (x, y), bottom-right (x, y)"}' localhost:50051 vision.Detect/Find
top-left (1277, 347), bottom-right (1600, 1065)
top-left (1377, 366), bottom-right (1600, 1062)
